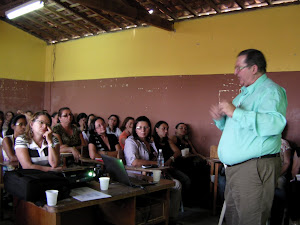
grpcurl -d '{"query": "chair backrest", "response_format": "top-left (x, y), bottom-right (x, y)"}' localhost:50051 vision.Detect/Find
top-left (210, 145), bottom-right (219, 159)
top-left (81, 146), bottom-right (90, 158)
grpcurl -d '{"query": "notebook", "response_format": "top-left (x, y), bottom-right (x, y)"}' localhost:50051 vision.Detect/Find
top-left (101, 154), bottom-right (156, 188)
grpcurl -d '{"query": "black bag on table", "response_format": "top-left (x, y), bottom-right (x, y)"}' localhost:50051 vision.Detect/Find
top-left (4, 169), bottom-right (70, 205)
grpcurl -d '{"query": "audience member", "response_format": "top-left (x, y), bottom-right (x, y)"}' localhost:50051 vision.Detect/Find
top-left (171, 122), bottom-right (210, 206)
top-left (15, 111), bottom-right (61, 171)
top-left (153, 121), bottom-right (191, 202)
top-left (286, 148), bottom-right (300, 224)
top-left (76, 113), bottom-right (88, 143)
top-left (119, 117), bottom-right (134, 149)
top-left (171, 122), bottom-right (206, 160)
top-left (53, 107), bottom-right (86, 162)
top-left (2, 114), bottom-right (27, 163)
top-left (51, 112), bottom-right (58, 128)
top-left (124, 116), bottom-right (182, 224)
top-left (269, 138), bottom-right (292, 225)
top-left (88, 117), bottom-right (121, 159)
top-left (3, 111), bottom-right (14, 136)
top-left (85, 114), bottom-right (95, 139)
top-left (0, 111), bottom-right (4, 140)
top-left (106, 114), bottom-right (121, 138)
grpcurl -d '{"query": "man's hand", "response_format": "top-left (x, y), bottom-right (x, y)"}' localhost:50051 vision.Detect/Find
top-left (210, 104), bottom-right (223, 120)
top-left (219, 100), bottom-right (236, 118)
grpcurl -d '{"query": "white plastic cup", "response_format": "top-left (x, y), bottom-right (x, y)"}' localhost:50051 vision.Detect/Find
top-left (45, 190), bottom-right (59, 206)
top-left (296, 174), bottom-right (300, 181)
top-left (181, 148), bottom-right (189, 157)
top-left (99, 177), bottom-right (110, 191)
top-left (152, 170), bottom-right (162, 183)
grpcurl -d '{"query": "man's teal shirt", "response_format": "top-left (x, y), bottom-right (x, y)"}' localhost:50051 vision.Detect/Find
top-left (214, 74), bottom-right (287, 165)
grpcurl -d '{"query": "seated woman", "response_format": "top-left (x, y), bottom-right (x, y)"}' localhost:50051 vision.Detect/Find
top-left (0, 111), bottom-right (4, 146)
top-left (3, 111), bottom-right (14, 136)
top-left (119, 117), bottom-right (134, 149)
top-left (85, 114), bottom-right (95, 140)
top-left (53, 107), bottom-right (86, 162)
top-left (106, 114), bottom-right (121, 138)
top-left (287, 148), bottom-right (300, 223)
top-left (153, 121), bottom-right (191, 201)
top-left (171, 122), bottom-right (210, 206)
top-left (88, 117), bottom-right (121, 159)
top-left (76, 113), bottom-right (88, 143)
top-left (124, 116), bottom-right (181, 224)
top-left (270, 138), bottom-right (293, 225)
top-left (171, 122), bottom-right (206, 160)
top-left (51, 112), bottom-right (58, 128)
top-left (15, 112), bottom-right (61, 172)
top-left (2, 114), bottom-right (27, 163)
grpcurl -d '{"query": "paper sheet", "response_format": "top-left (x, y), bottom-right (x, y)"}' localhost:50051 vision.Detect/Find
top-left (70, 187), bottom-right (111, 202)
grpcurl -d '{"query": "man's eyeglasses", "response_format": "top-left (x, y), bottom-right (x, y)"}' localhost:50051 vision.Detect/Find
top-left (136, 126), bottom-right (150, 130)
top-left (235, 65), bottom-right (249, 72)
top-left (35, 119), bottom-right (51, 127)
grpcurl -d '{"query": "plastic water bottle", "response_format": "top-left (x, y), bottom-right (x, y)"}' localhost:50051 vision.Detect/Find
top-left (157, 149), bottom-right (164, 167)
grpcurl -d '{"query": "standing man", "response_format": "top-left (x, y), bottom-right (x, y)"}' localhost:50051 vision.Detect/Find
top-left (210, 49), bottom-right (287, 225)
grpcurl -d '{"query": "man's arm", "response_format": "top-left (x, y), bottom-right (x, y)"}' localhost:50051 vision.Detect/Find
top-left (220, 89), bottom-right (287, 137)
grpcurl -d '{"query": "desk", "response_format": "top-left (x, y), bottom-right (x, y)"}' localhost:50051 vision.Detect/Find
top-left (206, 157), bottom-right (222, 215)
top-left (15, 179), bottom-right (174, 225)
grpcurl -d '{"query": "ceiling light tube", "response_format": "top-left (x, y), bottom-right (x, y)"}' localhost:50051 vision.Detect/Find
top-left (5, 0), bottom-right (44, 19)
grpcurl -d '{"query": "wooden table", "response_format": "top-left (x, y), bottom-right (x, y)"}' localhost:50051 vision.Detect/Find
top-left (206, 157), bottom-right (222, 215)
top-left (14, 179), bottom-right (175, 225)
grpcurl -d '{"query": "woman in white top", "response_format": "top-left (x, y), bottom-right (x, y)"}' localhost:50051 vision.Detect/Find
top-left (15, 111), bottom-right (61, 172)
top-left (106, 114), bottom-right (121, 138)
top-left (2, 114), bottom-right (27, 162)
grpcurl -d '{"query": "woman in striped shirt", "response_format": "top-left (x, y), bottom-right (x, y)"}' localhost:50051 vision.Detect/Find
top-left (15, 111), bottom-right (61, 172)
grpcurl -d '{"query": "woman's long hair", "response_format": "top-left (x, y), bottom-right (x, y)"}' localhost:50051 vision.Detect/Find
top-left (6, 114), bottom-right (27, 136)
top-left (153, 121), bottom-right (169, 146)
top-left (120, 117), bottom-right (134, 132)
top-left (89, 116), bottom-right (105, 136)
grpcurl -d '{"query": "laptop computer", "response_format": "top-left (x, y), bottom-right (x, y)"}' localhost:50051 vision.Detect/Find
top-left (101, 154), bottom-right (156, 188)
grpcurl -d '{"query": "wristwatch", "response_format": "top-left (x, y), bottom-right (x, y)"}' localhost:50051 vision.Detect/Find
top-left (48, 143), bottom-right (55, 148)
top-left (170, 156), bottom-right (175, 162)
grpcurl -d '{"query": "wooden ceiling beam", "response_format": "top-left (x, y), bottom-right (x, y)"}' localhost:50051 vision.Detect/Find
top-left (45, 6), bottom-right (95, 34)
top-left (149, 0), bottom-right (177, 20)
top-left (177, 0), bottom-right (198, 17)
top-left (204, 0), bottom-right (221, 13)
top-left (71, 0), bottom-right (174, 31)
top-left (52, 0), bottom-right (108, 32)
top-left (7, 17), bottom-right (55, 42)
top-left (234, 0), bottom-right (246, 9)
top-left (22, 14), bottom-right (68, 40)
top-left (88, 7), bottom-right (124, 29)
top-left (34, 11), bottom-right (80, 36)
top-left (265, 0), bottom-right (273, 5)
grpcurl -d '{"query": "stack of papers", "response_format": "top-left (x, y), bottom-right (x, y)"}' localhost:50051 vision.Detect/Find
top-left (70, 187), bottom-right (111, 202)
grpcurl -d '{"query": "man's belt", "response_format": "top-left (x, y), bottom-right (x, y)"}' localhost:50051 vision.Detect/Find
top-left (227, 153), bottom-right (280, 167)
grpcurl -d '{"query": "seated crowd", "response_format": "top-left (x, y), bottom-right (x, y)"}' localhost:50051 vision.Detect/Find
top-left (1, 107), bottom-right (300, 224)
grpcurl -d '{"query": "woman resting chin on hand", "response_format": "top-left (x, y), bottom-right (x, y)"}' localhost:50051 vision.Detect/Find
top-left (15, 112), bottom-right (61, 172)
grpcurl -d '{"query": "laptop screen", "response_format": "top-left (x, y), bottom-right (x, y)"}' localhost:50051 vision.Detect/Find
top-left (101, 154), bottom-right (132, 186)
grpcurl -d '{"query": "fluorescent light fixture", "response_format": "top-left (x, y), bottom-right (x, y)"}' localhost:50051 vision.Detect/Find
top-left (5, 0), bottom-right (44, 19)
